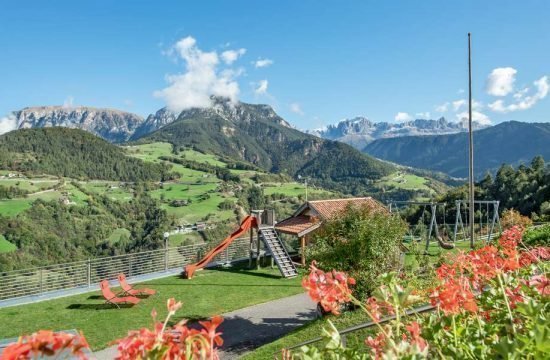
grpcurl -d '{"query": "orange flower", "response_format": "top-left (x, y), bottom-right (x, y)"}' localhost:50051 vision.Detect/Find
top-left (430, 277), bottom-right (477, 315)
top-left (365, 332), bottom-right (386, 359)
top-left (302, 261), bottom-right (355, 315)
top-left (2, 331), bottom-right (89, 360)
top-left (199, 315), bottom-right (224, 347)
top-left (527, 274), bottom-right (550, 296)
top-left (167, 298), bottom-right (182, 314)
top-left (405, 321), bottom-right (428, 351)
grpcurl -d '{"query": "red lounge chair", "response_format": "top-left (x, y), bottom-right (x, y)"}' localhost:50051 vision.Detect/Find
top-left (99, 280), bottom-right (140, 308)
top-left (117, 273), bottom-right (156, 296)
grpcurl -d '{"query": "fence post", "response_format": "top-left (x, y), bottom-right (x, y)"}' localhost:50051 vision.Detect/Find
top-left (165, 247), bottom-right (169, 272)
top-left (87, 259), bottom-right (91, 288)
top-left (39, 269), bottom-right (43, 294)
top-left (129, 256), bottom-right (133, 277)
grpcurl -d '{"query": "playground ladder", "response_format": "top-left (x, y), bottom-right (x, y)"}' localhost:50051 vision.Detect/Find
top-left (258, 227), bottom-right (298, 278)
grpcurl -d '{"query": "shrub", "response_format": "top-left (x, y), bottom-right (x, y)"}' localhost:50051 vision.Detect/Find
top-left (305, 204), bottom-right (406, 299)
top-left (523, 224), bottom-right (550, 247)
top-left (501, 208), bottom-right (533, 229)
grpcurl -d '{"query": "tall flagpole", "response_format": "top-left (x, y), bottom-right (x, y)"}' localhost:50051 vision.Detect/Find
top-left (468, 33), bottom-right (475, 249)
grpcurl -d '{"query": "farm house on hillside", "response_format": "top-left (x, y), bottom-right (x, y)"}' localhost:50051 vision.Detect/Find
top-left (275, 197), bottom-right (388, 265)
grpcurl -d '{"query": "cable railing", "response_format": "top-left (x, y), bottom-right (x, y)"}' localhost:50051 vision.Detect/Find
top-left (0, 237), bottom-right (252, 302)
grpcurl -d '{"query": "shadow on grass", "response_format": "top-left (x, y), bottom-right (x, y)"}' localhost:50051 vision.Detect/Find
top-left (66, 303), bottom-right (137, 310)
top-left (208, 267), bottom-right (285, 280)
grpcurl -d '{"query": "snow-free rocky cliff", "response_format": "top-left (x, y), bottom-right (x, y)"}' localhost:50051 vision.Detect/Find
top-left (309, 117), bottom-right (486, 150)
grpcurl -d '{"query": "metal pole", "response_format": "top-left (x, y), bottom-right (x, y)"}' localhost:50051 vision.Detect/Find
top-left (468, 33), bottom-right (475, 249)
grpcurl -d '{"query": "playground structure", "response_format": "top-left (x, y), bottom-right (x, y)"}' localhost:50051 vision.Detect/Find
top-left (453, 200), bottom-right (502, 243)
top-left (184, 210), bottom-right (298, 279)
top-left (388, 199), bottom-right (502, 251)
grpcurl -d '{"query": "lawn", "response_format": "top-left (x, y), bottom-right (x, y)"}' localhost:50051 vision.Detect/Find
top-left (263, 182), bottom-right (334, 198)
top-left (124, 142), bottom-right (174, 162)
top-left (0, 191), bottom-right (63, 217)
top-left (179, 149), bottom-right (226, 167)
top-left (375, 172), bottom-right (433, 192)
top-left (0, 234), bottom-right (16, 253)
top-left (161, 193), bottom-right (235, 224)
top-left (0, 267), bottom-right (303, 351)
top-left (0, 178), bottom-right (58, 193)
top-left (107, 228), bottom-right (131, 244)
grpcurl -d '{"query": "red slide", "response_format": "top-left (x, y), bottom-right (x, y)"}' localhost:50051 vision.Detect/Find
top-left (185, 215), bottom-right (257, 279)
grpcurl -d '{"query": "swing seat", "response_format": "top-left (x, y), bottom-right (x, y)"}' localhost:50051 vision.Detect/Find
top-left (436, 236), bottom-right (455, 250)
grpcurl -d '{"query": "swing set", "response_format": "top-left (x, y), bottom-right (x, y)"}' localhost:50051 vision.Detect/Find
top-left (388, 199), bottom-right (502, 252)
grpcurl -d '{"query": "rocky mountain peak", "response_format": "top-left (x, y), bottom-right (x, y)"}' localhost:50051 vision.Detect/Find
top-left (12, 106), bottom-right (145, 143)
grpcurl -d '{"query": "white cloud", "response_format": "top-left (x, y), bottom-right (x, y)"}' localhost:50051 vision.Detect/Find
top-left (290, 102), bottom-right (304, 115)
top-left (0, 113), bottom-right (18, 135)
top-left (254, 58), bottom-right (274, 68)
top-left (415, 112), bottom-right (431, 119)
top-left (456, 110), bottom-right (491, 126)
top-left (452, 99), bottom-right (467, 111)
top-left (221, 48), bottom-right (246, 65)
top-left (435, 102), bottom-right (449, 113)
top-left (254, 79), bottom-right (269, 95)
top-left (488, 75), bottom-right (549, 113)
top-left (394, 112), bottom-right (412, 121)
top-left (486, 67), bottom-right (517, 96)
top-left (154, 36), bottom-right (243, 112)
top-left (63, 96), bottom-right (74, 108)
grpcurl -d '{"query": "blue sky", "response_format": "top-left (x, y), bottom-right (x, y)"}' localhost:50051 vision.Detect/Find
top-left (1, 1), bottom-right (549, 130)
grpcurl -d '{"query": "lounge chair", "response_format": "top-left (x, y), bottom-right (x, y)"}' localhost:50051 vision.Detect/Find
top-left (99, 280), bottom-right (140, 308)
top-left (117, 273), bottom-right (156, 296)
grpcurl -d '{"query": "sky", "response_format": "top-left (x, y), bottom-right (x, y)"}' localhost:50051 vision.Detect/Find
top-left (1, 0), bottom-right (549, 131)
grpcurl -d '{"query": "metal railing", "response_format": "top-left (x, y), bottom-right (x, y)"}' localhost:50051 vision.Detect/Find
top-left (281, 304), bottom-right (435, 353)
top-left (0, 237), bottom-right (252, 302)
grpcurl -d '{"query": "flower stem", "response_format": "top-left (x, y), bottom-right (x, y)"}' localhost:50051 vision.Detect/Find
top-left (497, 273), bottom-right (516, 334)
top-left (452, 315), bottom-right (458, 349)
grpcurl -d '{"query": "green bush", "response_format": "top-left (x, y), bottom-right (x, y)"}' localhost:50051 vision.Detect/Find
top-left (305, 205), bottom-right (406, 299)
top-left (522, 224), bottom-right (550, 246)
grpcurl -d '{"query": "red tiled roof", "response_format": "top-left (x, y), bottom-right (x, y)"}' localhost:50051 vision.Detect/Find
top-left (306, 197), bottom-right (387, 220)
top-left (275, 215), bottom-right (321, 236)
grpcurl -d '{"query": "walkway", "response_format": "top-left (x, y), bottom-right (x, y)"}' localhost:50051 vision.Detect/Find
top-left (93, 293), bottom-right (317, 359)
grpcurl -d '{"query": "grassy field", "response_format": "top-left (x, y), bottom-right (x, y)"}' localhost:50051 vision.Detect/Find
top-left (375, 172), bottom-right (433, 192)
top-left (0, 190), bottom-right (63, 217)
top-left (0, 267), bottom-right (303, 350)
top-left (124, 142), bottom-right (174, 162)
top-left (79, 181), bottom-right (134, 202)
top-left (0, 178), bottom-right (59, 193)
top-left (0, 234), bottom-right (16, 253)
top-left (263, 182), bottom-right (334, 198)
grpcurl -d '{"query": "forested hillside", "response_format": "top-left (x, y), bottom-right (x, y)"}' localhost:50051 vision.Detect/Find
top-left (0, 187), bottom-right (169, 271)
top-left (136, 98), bottom-right (395, 194)
top-left (437, 156), bottom-right (549, 220)
top-left (0, 128), bottom-right (174, 182)
top-left (364, 121), bottom-right (550, 178)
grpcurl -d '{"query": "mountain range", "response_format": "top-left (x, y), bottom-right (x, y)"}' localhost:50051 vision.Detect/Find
top-left (364, 121), bottom-right (550, 179)
top-left (4, 100), bottom-right (549, 183)
top-left (137, 97), bottom-right (395, 194)
top-left (308, 117), bottom-right (486, 149)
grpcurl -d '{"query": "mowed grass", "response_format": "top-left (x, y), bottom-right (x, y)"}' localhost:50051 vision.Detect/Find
top-left (0, 178), bottom-right (58, 193)
top-left (79, 181), bottom-right (134, 202)
top-left (161, 193), bottom-right (235, 224)
top-left (375, 172), bottom-right (432, 192)
top-left (0, 267), bottom-right (303, 350)
top-left (263, 182), bottom-right (334, 198)
top-left (0, 234), bottom-right (16, 253)
top-left (0, 191), bottom-right (63, 217)
top-left (179, 149), bottom-right (226, 167)
top-left (124, 142), bottom-right (174, 162)
top-left (107, 228), bottom-right (131, 244)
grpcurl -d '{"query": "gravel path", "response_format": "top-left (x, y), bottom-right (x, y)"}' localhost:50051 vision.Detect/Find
top-left (93, 293), bottom-right (317, 359)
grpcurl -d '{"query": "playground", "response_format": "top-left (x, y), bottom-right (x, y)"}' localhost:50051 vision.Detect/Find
top-left (0, 196), bottom-right (510, 357)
